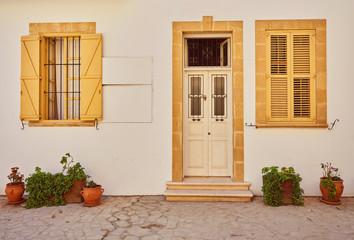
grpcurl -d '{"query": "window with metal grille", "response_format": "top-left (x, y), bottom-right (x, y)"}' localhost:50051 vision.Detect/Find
top-left (185, 38), bottom-right (230, 67)
top-left (266, 30), bottom-right (315, 123)
top-left (45, 37), bottom-right (81, 120)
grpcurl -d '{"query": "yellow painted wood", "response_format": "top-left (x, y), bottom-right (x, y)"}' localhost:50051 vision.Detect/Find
top-left (266, 30), bottom-right (316, 123)
top-left (28, 121), bottom-right (95, 127)
top-left (20, 35), bottom-right (40, 121)
top-left (80, 34), bottom-right (102, 120)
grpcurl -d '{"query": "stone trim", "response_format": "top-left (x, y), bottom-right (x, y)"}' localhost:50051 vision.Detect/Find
top-left (172, 16), bottom-right (244, 182)
top-left (255, 19), bottom-right (327, 126)
top-left (29, 22), bottom-right (96, 35)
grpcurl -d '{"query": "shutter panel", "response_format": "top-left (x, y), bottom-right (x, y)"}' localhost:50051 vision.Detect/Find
top-left (292, 32), bottom-right (315, 121)
top-left (80, 34), bottom-right (102, 120)
top-left (20, 35), bottom-right (40, 121)
top-left (266, 33), bottom-right (291, 122)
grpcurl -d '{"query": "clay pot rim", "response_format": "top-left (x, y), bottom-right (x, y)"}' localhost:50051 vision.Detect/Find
top-left (320, 177), bottom-right (343, 183)
top-left (83, 185), bottom-right (102, 190)
top-left (6, 182), bottom-right (24, 187)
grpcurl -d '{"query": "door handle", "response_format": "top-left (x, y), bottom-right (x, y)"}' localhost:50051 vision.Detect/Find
top-left (203, 95), bottom-right (207, 101)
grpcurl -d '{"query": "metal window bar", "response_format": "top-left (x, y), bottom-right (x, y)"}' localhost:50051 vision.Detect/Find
top-left (211, 74), bottom-right (227, 119)
top-left (45, 37), bottom-right (81, 120)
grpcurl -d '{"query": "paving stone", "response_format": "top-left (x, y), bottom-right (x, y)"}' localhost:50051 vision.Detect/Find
top-left (142, 235), bottom-right (161, 240)
top-left (127, 225), bottom-right (153, 237)
top-left (117, 220), bottom-right (130, 228)
top-left (0, 196), bottom-right (354, 240)
top-left (125, 236), bottom-right (140, 240)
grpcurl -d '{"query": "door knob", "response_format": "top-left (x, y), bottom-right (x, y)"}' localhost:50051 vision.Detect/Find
top-left (203, 95), bottom-right (207, 101)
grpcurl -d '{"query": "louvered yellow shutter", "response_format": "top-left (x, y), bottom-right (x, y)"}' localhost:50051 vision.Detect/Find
top-left (266, 31), bottom-right (316, 123)
top-left (20, 35), bottom-right (41, 121)
top-left (80, 34), bottom-right (102, 120)
top-left (291, 32), bottom-right (316, 122)
top-left (266, 32), bottom-right (291, 122)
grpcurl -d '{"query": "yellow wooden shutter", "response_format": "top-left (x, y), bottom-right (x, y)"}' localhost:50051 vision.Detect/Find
top-left (266, 32), bottom-right (291, 122)
top-left (266, 31), bottom-right (316, 123)
top-left (80, 34), bottom-right (102, 120)
top-left (291, 32), bottom-right (316, 122)
top-left (20, 35), bottom-right (41, 121)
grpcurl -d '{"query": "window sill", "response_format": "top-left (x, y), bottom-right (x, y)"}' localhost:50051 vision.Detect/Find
top-left (28, 121), bottom-right (95, 127)
top-left (256, 123), bottom-right (328, 128)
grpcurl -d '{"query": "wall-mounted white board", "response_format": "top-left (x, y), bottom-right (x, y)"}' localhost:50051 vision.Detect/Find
top-left (102, 57), bottom-right (152, 85)
top-left (102, 85), bottom-right (152, 123)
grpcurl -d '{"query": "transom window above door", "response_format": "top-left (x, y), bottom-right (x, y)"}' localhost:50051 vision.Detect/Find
top-left (184, 35), bottom-right (231, 68)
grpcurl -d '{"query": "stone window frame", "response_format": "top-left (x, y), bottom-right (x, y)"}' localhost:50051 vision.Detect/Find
top-left (255, 19), bottom-right (327, 128)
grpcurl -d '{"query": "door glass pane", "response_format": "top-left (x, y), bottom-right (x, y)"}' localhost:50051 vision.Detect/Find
top-left (212, 75), bottom-right (226, 118)
top-left (189, 75), bottom-right (203, 118)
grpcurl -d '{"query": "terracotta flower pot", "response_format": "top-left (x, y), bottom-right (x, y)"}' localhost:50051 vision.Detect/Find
top-left (80, 185), bottom-right (104, 207)
top-left (63, 179), bottom-right (86, 203)
top-left (320, 177), bottom-right (344, 205)
top-left (5, 182), bottom-right (25, 204)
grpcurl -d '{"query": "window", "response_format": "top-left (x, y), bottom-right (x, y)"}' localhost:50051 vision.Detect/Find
top-left (255, 20), bottom-right (327, 128)
top-left (184, 36), bottom-right (231, 67)
top-left (20, 23), bottom-right (102, 125)
top-left (46, 37), bottom-right (81, 120)
top-left (266, 30), bottom-right (315, 122)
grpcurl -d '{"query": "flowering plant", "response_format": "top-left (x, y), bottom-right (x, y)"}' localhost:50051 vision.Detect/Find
top-left (7, 167), bottom-right (24, 185)
top-left (320, 162), bottom-right (342, 181)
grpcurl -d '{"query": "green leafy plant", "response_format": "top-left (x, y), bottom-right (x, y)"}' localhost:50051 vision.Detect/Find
top-left (86, 180), bottom-right (98, 188)
top-left (25, 167), bottom-right (72, 208)
top-left (61, 153), bottom-right (89, 181)
top-left (320, 162), bottom-right (342, 200)
top-left (262, 166), bottom-right (304, 207)
top-left (25, 153), bottom-right (89, 208)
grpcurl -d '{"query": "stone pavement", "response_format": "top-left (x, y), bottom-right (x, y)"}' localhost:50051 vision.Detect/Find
top-left (0, 196), bottom-right (354, 240)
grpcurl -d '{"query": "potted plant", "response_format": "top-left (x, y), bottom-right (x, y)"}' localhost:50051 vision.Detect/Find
top-left (262, 166), bottom-right (304, 207)
top-left (320, 162), bottom-right (344, 205)
top-left (25, 167), bottom-right (72, 208)
top-left (61, 153), bottom-right (89, 203)
top-left (80, 180), bottom-right (104, 207)
top-left (5, 167), bottom-right (25, 204)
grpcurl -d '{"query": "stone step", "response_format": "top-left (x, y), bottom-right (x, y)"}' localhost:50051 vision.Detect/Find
top-left (166, 178), bottom-right (251, 191)
top-left (164, 189), bottom-right (253, 202)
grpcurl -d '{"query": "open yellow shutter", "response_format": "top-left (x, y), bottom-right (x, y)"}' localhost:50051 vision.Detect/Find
top-left (20, 35), bottom-right (40, 121)
top-left (266, 32), bottom-right (291, 122)
top-left (80, 34), bottom-right (102, 120)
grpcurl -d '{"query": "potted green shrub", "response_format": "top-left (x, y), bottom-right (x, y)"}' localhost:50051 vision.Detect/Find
top-left (320, 162), bottom-right (344, 205)
top-left (262, 166), bottom-right (304, 207)
top-left (25, 153), bottom-right (89, 208)
top-left (61, 153), bottom-right (89, 203)
top-left (80, 180), bottom-right (104, 207)
top-left (5, 167), bottom-right (25, 204)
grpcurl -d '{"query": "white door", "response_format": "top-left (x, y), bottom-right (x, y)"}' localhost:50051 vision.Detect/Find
top-left (183, 70), bottom-right (232, 176)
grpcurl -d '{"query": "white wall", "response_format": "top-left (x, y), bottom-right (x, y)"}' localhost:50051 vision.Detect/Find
top-left (0, 0), bottom-right (353, 196)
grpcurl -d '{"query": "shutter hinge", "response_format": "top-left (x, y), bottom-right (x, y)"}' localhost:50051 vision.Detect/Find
top-left (312, 74), bottom-right (316, 78)
top-left (265, 74), bottom-right (270, 78)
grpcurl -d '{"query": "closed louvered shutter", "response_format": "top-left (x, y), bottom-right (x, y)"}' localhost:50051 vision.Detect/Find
top-left (266, 33), bottom-right (291, 122)
top-left (292, 33), bottom-right (315, 121)
top-left (266, 31), bottom-right (315, 123)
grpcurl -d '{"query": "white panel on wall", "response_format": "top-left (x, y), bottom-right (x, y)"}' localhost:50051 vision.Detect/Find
top-left (102, 57), bottom-right (152, 85)
top-left (102, 85), bottom-right (152, 123)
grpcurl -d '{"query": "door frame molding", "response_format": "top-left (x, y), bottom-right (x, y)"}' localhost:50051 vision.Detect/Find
top-left (172, 16), bottom-right (244, 182)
